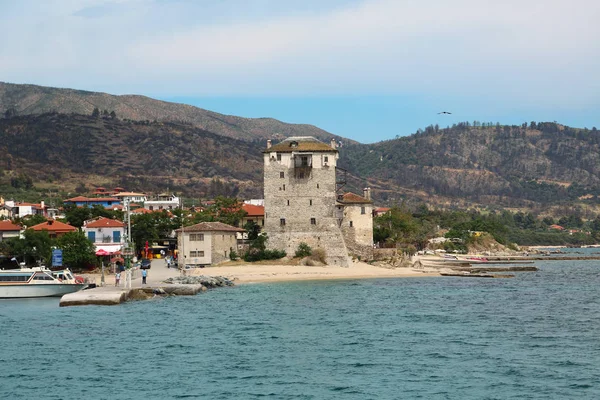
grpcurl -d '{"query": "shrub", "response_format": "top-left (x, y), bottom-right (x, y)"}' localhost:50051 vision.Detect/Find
top-left (310, 248), bottom-right (327, 264)
top-left (229, 250), bottom-right (239, 261)
top-left (295, 242), bottom-right (312, 258)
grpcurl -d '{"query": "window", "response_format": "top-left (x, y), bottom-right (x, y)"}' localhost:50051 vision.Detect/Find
top-left (276, 153), bottom-right (281, 161)
top-left (113, 231), bottom-right (121, 243)
top-left (190, 251), bottom-right (205, 257)
top-left (324, 156), bottom-right (329, 162)
top-left (361, 207), bottom-right (366, 215)
top-left (87, 231), bottom-right (96, 242)
top-left (309, 199), bottom-right (312, 206)
top-left (280, 171), bottom-right (284, 178)
top-left (301, 156), bottom-right (309, 166)
top-left (350, 221), bottom-right (353, 227)
top-left (310, 218), bottom-right (316, 225)
top-left (283, 184), bottom-right (286, 191)
top-left (280, 218), bottom-right (286, 226)
top-left (317, 184), bottom-right (319, 189)
top-left (287, 200), bottom-right (290, 206)
top-left (299, 172), bottom-right (305, 179)
top-left (190, 234), bottom-right (204, 241)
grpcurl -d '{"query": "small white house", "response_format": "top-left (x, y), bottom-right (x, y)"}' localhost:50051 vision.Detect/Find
top-left (82, 217), bottom-right (125, 254)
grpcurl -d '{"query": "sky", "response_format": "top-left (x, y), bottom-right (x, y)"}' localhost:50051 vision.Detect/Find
top-left (1, 0), bottom-right (599, 143)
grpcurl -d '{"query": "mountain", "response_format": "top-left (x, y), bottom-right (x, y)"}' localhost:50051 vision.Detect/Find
top-left (338, 122), bottom-right (600, 208)
top-left (1, 86), bottom-right (599, 212)
top-left (0, 82), bottom-right (345, 143)
top-left (0, 113), bottom-right (265, 199)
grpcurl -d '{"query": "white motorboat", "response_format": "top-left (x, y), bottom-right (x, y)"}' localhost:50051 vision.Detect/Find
top-left (0, 267), bottom-right (87, 298)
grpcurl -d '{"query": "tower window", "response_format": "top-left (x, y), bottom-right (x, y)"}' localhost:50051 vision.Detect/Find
top-left (280, 218), bottom-right (286, 226)
top-left (280, 171), bottom-right (284, 178)
top-left (317, 184), bottom-right (319, 189)
top-left (283, 184), bottom-right (286, 191)
top-left (361, 207), bottom-right (366, 215)
top-left (277, 154), bottom-right (281, 161)
top-left (350, 221), bottom-right (353, 227)
top-left (287, 200), bottom-right (290, 206)
top-left (310, 218), bottom-right (316, 225)
top-left (309, 199), bottom-right (312, 206)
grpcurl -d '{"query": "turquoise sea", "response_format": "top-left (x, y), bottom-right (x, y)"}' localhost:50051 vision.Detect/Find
top-left (1, 258), bottom-right (599, 399)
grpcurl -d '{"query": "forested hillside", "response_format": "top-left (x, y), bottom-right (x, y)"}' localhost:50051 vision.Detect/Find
top-left (339, 121), bottom-right (600, 207)
top-left (0, 113), bottom-right (265, 199)
top-left (0, 81), bottom-right (343, 143)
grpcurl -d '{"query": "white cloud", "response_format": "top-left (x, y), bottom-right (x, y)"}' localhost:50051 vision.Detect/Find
top-left (0, 0), bottom-right (598, 106)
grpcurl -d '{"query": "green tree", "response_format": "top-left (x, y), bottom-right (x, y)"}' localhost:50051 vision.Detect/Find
top-left (244, 221), bottom-right (261, 240)
top-left (110, 110), bottom-right (117, 119)
top-left (21, 214), bottom-right (48, 228)
top-left (1, 229), bottom-right (54, 266)
top-left (64, 204), bottom-right (91, 228)
top-left (92, 107), bottom-right (100, 118)
top-left (131, 213), bottom-right (159, 253)
top-left (56, 231), bottom-right (96, 270)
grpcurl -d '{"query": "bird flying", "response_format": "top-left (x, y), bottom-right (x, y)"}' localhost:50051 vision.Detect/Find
top-left (438, 111), bottom-right (452, 114)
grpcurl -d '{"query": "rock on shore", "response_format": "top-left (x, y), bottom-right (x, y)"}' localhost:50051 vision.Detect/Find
top-left (163, 275), bottom-right (234, 288)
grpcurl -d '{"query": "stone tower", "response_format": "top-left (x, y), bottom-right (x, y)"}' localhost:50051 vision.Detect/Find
top-left (263, 136), bottom-right (350, 267)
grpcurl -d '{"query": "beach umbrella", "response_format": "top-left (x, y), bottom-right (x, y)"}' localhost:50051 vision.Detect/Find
top-left (96, 249), bottom-right (109, 256)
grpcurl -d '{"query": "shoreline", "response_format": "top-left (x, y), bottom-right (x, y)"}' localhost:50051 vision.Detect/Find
top-left (188, 260), bottom-right (441, 284)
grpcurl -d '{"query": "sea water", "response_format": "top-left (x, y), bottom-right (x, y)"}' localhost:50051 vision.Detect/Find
top-left (1, 260), bottom-right (599, 399)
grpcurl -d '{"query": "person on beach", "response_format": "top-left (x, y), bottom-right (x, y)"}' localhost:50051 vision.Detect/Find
top-left (141, 269), bottom-right (147, 284)
top-left (115, 272), bottom-right (121, 287)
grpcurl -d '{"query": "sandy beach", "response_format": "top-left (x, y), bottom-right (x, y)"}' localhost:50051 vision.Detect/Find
top-left (187, 260), bottom-right (440, 284)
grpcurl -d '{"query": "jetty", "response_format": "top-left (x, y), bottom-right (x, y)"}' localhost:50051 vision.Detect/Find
top-left (60, 260), bottom-right (233, 307)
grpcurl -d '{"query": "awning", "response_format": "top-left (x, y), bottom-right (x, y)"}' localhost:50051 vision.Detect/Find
top-left (94, 244), bottom-right (122, 255)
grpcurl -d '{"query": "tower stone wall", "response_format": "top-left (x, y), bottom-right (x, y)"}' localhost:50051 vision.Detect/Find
top-left (263, 137), bottom-right (350, 267)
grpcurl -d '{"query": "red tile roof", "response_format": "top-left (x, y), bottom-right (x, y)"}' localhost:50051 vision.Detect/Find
top-left (0, 220), bottom-right (22, 231)
top-left (339, 192), bottom-right (372, 204)
top-left (132, 208), bottom-right (153, 214)
top-left (86, 217), bottom-right (125, 228)
top-left (242, 203), bottom-right (264, 217)
top-left (175, 222), bottom-right (244, 233)
top-left (31, 220), bottom-right (77, 233)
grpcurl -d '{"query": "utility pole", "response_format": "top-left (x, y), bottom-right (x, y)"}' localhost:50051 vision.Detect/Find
top-left (180, 196), bottom-right (185, 274)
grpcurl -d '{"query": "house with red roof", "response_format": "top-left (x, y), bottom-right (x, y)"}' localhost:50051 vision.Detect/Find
top-left (241, 203), bottom-right (265, 227)
top-left (336, 188), bottom-right (374, 259)
top-left (30, 220), bottom-right (77, 238)
top-left (82, 217), bottom-right (125, 254)
top-left (0, 220), bottom-right (22, 242)
top-left (4, 200), bottom-right (48, 218)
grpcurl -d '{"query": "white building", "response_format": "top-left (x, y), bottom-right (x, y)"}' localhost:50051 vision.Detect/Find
top-left (145, 193), bottom-right (180, 211)
top-left (113, 192), bottom-right (147, 205)
top-left (82, 217), bottom-right (126, 254)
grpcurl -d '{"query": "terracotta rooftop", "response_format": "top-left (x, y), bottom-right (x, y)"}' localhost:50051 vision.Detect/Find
top-left (175, 221), bottom-right (244, 233)
top-left (86, 217), bottom-right (125, 228)
top-left (242, 203), bottom-right (264, 217)
top-left (31, 220), bottom-right (77, 233)
top-left (132, 208), bottom-right (153, 214)
top-left (338, 192), bottom-right (372, 204)
top-left (0, 220), bottom-right (22, 231)
top-left (264, 137), bottom-right (337, 153)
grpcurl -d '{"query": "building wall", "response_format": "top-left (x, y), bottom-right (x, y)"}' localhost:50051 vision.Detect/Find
top-left (341, 204), bottom-right (374, 260)
top-left (177, 231), bottom-right (212, 266)
top-left (210, 232), bottom-right (238, 264)
top-left (177, 231), bottom-right (237, 266)
top-left (0, 231), bottom-right (20, 242)
top-left (263, 149), bottom-right (350, 267)
top-left (83, 227), bottom-right (124, 244)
